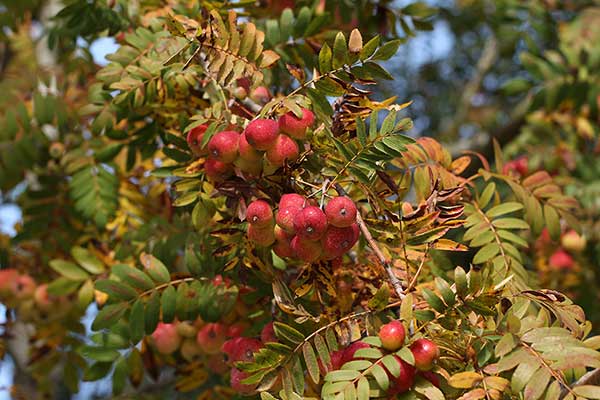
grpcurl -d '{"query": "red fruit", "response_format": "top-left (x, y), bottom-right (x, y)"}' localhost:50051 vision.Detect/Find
top-left (321, 224), bottom-right (359, 259)
top-left (208, 131), bottom-right (240, 163)
top-left (290, 235), bottom-right (322, 262)
top-left (12, 275), bottom-right (36, 299)
top-left (246, 200), bottom-right (274, 227)
top-left (151, 323), bottom-right (182, 355)
top-left (386, 356), bottom-right (416, 395)
top-left (248, 224), bottom-right (276, 247)
top-left (561, 230), bottom-right (586, 252)
top-left (238, 131), bottom-right (263, 161)
top-left (278, 108), bottom-right (315, 139)
top-left (279, 193), bottom-right (306, 209)
top-left (261, 322), bottom-right (278, 343)
top-left (230, 368), bottom-right (257, 394)
top-left (410, 339), bottom-right (440, 371)
top-left (266, 134), bottom-right (299, 166)
top-left (34, 284), bottom-right (53, 310)
top-left (250, 86), bottom-right (271, 104)
top-left (273, 226), bottom-right (294, 258)
top-left (0, 269), bottom-right (19, 294)
top-left (187, 124), bottom-right (208, 156)
top-left (207, 353), bottom-right (229, 374)
top-left (196, 323), bottom-right (227, 354)
top-left (293, 206), bottom-right (328, 240)
top-left (549, 248), bottom-right (575, 270)
top-left (379, 320), bottom-right (406, 351)
top-left (325, 196), bottom-right (357, 227)
top-left (502, 156), bottom-right (528, 177)
top-left (227, 322), bottom-right (249, 338)
top-left (420, 371), bottom-right (441, 388)
top-left (244, 119), bottom-right (279, 150)
top-left (341, 341), bottom-right (370, 365)
top-left (319, 349), bottom-right (345, 375)
top-left (222, 337), bottom-right (263, 363)
top-left (204, 158), bottom-right (232, 181)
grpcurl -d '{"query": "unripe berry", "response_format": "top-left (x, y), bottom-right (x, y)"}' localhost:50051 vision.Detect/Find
top-left (290, 236), bottom-right (322, 262)
top-left (248, 224), bottom-right (276, 247)
top-left (196, 323), bottom-right (227, 354)
top-left (266, 134), bottom-right (299, 166)
top-left (549, 248), bottom-right (574, 271)
top-left (378, 320), bottom-right (406, 351)
top-left (279, 108), bottom-right (315, 139)
top-left (238, 131), bottom-right (263, 162)
top-left (341, 341), bottom-right (370, 365)
top-left (207, 131), bottom-right (240, 163)
top-left (230, 368), bottom-right (256, 394)
top-left (293, 206), bottom-right (328, 240)
top-left (325, 196), bottom-right (357, 227)
top-left (187, 124), bottom-right (208, 156)
top-left (176, 321), bottom-right (198, 338)
top-left (151, 323), bottom-right (182, 355)
top-left (321, 224), bottom-right (359, 258)
top-left (180, 338), bottom-right (203, 361)
top-left (386, 356), bottom-right (416, 395)
top-left (410, 338), bottom-right (440, 371)
top-left (561, 230), bottom-right (586, 253)
top-left (244, 119), bottom-right (279, 150)
top-left (204, 158), bottom-right (233, 181)
top-left (260, 322), bottom-right (277, 343)
top-left (246, 200), bottom-right (274, 227)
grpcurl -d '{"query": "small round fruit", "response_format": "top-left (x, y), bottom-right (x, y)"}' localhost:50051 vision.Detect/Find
top-left (266, 134), bottom-right (299, 166)
top-left (246, 200), bottom-right (274, 227)
top-left (244, 119), bottom-right (279, 150)
top-left (290, 236), bottom-right (322, 262)
top-left (319, 349), bottom-right (345, 375)
top-left (279, 193), bottom-right (306, 209)
top-left (12, 275), bottom-right (36, 299)
top-left (187, 124), bottom-right (208, 156)
top-left (34, 284), bottom-right (52, 311)
top-left (549, 248), bottom-right (574, 271)
top-left (378, 320), bottom-right (406, 351)
top-left (293, 206), bottom-right (328, 240)
top-left (386, 356), bottom-right (416, 395)
top-left (341, 341), bottom-right (370, 365)
top-left (420, 371), bottom-right (441, 388)
top-left (248, 224), bottom-right (276, 247)
top-left (230, 368), bottom-right (257, 394)
top-left (176, 321), bottom-right (198, 338)
top-left (207, 130), bottom-right (240, 163)
top-left (321, 224), bottom-right (359, 258)
top-left (325, 196), bottom-right (357, 227)
top-left (410, 338), bottom-right (440, 371)
top-left (196, 323), bottom-right (227, 354)
top-left (278, 108), bottom-right (315, 139)
top-left (222, 337), bottom-right (263, 363)
top-left (204, 158), bottom-right (232, 181)
top-left (0, 269), bottom-right (19, 294)
top-left (250, 86), bottom-right (271, 104)
top-left (260, 322), bottom-right (277, 343)
top-left (561, 230), bottom-right (586, 253)
top-left (227, 322), bottom-right (249, 338)
top-left (238, 131), bottom-right (263, 161)
top-left (275, 206), bottom-right (302, 233)
top-left (273, 226), bottom-right (294, 258)
top-left (180, 338), bottom-right (202, 361)
top-left (151, 323), bottom-right (182, 355)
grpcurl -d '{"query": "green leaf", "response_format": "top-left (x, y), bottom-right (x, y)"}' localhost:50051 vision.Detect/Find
top-left (479, 182), bottom-right (496, 209)
top-left (493, 218), bottom-right (530, 230)
top-left (360, 35), bottom-right (380, 60)
top-left (332, 32), bottom-right (349, 69)
top-left (274, 322), bottom-right (305, 345)
top-left (83, 362), bottom-right (113, 381)
top-left (145, 291), bottom-right (160, 334)
top-left (79, 346), bottom-right (120, 362)
top-left (129, 298), bottom-right (145, 344)
top-left (71, 246), bottom-right (106, 274)
top-left (47, 277), bottom-right (82, 296)
top-left (319, 43), bottom-right (332, 73)
top-left (422, 288), bottom-right (445, 313)
top-left (95, 279), bottom-right (138, 301)
top-left (92, 303), bottom-right (128, 331)
top-left (381, 354), bottom-right (401, 377)
top-left (112, 264), bottom-right (154, 291)
top-left (573, 385), bottom-right (600, 399)
top-left (112, 356), bottom-right (127, 395)
top-left (357, 376), bottom-right (370, 400)
top-left (473, 243), bottom-right (501, 264)
top-left (49, 259), bottom-right (90, 281)
top-left (370, 363), bottom-right (390, 390)
top-left (314, 334), bottom-right (331, 372)
top-left (95, 143), bottom-right (123, 162)
top-left (303, 342), bottom-right (320, 384)
top-left (324, 369), bottom-right (362, 382)
top-left (487, 202), bottom-right (524, 218)
top-left (161, 285), bottom-right (176, 323)
top-left (402, 2), bottom-right (436, 18)
top-left (140, 253), bottom-right (171, 284)
top-left (353, 348), bottom-right (383, 359)
top-left (371, 39), bottom-right (402, 61)
top-left (368, 284), bottom-right (390, 311)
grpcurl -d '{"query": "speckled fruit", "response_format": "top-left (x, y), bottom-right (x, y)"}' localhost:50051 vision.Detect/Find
top-left (378, 320), bottom-right (406, 351)
top-left (410, 338), bottom-right (440, 371)
top-left (207, 130), bottom-right (240, 163)
top-left (204, 158), bottom-right (232, 181)
top-left (293, 206), bottom-right (328, 240)
top-left (151, 323), bottom-right (182, 355)
top-left (276, 205), bottom-right (302, 233)
top-left (290, 236), bottom-right (322, 262)
top-left (321, 224), bottom-right (359, 258)
top-left (278, 108), bottom-right (315, 139)
top-left (196, 323), bottom-right (227, 355)
top-left (325, 196), bottom-right (357, 227)
top-left (248, 224), bottom-right (276, 247)
top-left (279, 193), bottom-right (306, 209)
top-left (244, 119), bottom-right (279, 150)
top-left (186, 124), bottom-right (208, 156)
top-left (222, 337), bottom-right (263, 363)
top-left (238, 131), bottom-right (263, 161)
top-left (246, 200), bottom-right (274, 227)
top-left (266, 134), bottom-right (299, 166)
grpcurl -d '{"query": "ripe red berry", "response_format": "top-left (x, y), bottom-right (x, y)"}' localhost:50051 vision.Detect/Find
top-left (319, 349), bottom-right (345, 375)
top-left (279, 193), bottom-right (306, 209)
top-left (549, 248), bottom-right (575, 271)
top-left (222, 337), bottom-right (263, 363)
top-left (230, 367), bottom-right (256, 394)
top-left (226, 322), bottom-right (248, 338)
top-left (12, 274), bottom-right (36, 299)
top-left (278, 108), bottom-right (315, 139)
top-left (186, 124), bottom-right (208, 156)
top-left (276, 206), bottom-right (302, 233)
top-left (266, 134), bottom-right (299, 166)
top-left (341, 341), bottom-right (370, 365)
top-left (151, 322), bottom-right (182, 355)
top-left (246, 200), bottom-right (274, 227)
top-left (410, 338), bottom-right (440, 371)
top-left (386, 356), bottom-right (416, 395)
top-left (196, 323), bottom-right (227, 355)
top-left (244, 119), bottom-right (279, 150)
top-left (325, 196), bottom-right (357, 227)
top-left (238, 131), bottom-right (263, 161)
top-left (273, 226), bottom-right (294, 258)
top-left (378, 320), bottom-right (406, 351)
top-left (248, 224), bottom-right (276, 247)
top-left (290, 236), bottom-right (322, 262)
top-left (204, 158), bottom-right (232, 181)
top-left (321, 224), bottom-right (359, 258)
top-left (293, 206), bottom-right (328, 240)
top-left (207, 130), bottom-right (240, 163)
top-left (0, 269), bottom-right (19, 295)
top-left (420, 371), bottom-right (441, 388)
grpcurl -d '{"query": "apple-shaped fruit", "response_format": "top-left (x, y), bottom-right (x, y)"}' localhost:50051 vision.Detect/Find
top-left (238, 131), bottom-right (263, 162)
top-left (386, 356), bottom-right (416, 395)
top-left (180, 338), bottom-right (202, 361)
top-left (151, 322), bottom-right (182, 355)
top-left (247, 224), bottom-right (276, 247)
top-left (410, 338), bottom-right (440, 371)
top-left (321, 224), bottom-right (359, 259)
top-left (278, 108), bottom-right (315, 139)
top-left (341, 341), bottom-right (370, 365)
top-left (246, 200), bottom-right (274, 227)
top-left (325, 196), bottom-right (357, 227)
top-left (186, 124), bottom-right (208, 156)
top-left (12, 274), bottom-right (36, 299)
top-left (290, 235), bottom-right (322, 262)
top-left (378, 320), bottom-right (406, 351)
top-left (561, 230), bottom-right (586, 253)
top-left (293, 206), bottom-right (328, 240)
top-left (244, 119), bottom-right (279, 150)
top-left (222, 337), bottom-right (263, 363)
top-left (204, 157), bottom-right (232, 181)
top-left (196, 323), bottom-right (227, 354)
top-left (265, 134), bottom-right (299, 166)
top-left (207, 131), bottom-right (240, 163)
top-left (548, 248), bottom-right (574, 271)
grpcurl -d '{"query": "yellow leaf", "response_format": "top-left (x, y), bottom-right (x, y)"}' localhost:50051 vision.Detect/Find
top-left (448, 371), bottom-right (483, 389)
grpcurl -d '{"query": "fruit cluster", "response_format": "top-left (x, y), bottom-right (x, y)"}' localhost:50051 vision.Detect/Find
top-left (246, 194), bottom-right (360, 262)
top-left (0, 269), bottom-right (65, 314)
top-left (536, 228), bottom-right (587, 271)
top-left (186, 108), bottom-right (315, 181)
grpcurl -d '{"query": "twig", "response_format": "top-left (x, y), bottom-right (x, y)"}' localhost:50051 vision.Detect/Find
top-left (333, 184), bottom-right (405, 299)
top-left (406, 245), bottom-right (430, 292)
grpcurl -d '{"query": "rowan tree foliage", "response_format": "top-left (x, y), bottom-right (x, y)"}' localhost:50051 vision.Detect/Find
top-left (1, 1), bottom-right (600, 399)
